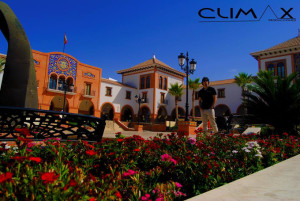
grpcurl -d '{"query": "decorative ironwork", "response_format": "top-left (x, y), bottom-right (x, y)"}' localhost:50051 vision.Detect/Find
top-left (0, 106), bottom-right (106, 142)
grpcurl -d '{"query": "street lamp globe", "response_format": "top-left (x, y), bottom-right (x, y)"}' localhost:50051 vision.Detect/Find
top-left (178, 53), bottom-right (186, 66)
top-left (190, 59), bottom-right (197, 71)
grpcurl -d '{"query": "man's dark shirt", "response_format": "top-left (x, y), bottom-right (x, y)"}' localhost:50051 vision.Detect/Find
top-left (198, 86), bottom-right (216, 109)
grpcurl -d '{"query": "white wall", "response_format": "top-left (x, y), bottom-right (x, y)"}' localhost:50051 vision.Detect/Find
top-left (99, 81), bottom-right (138, 114)
top-left (213, 83), bottom-right (242, 114)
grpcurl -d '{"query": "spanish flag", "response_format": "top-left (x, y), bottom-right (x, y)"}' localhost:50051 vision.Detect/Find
top-left (64, 33), bottom-right (67, 44)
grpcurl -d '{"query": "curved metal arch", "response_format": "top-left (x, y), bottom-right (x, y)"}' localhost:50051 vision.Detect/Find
top-left (0, 2), bottom-right (38, 108)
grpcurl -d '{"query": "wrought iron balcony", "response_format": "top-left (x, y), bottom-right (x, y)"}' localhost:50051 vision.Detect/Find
top-left (47, 82), bottom-right (76, 95)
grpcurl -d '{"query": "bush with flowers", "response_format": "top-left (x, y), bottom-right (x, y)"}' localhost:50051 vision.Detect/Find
top-left (0, 130), bottom-right (300, 200)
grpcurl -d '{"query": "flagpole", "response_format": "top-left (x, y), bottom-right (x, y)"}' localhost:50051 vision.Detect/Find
top-left (63, 32), bottom-right (67, 53)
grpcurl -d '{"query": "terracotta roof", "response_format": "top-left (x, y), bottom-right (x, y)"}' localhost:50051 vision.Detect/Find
top-left (117, 57), bottom-right (186, 77)
top-left (251, 36), bottom-right (300, 57)
top-left (210, 78), bottom-right (236, 86)
top-left (101, 78), bottom-right (136, 89)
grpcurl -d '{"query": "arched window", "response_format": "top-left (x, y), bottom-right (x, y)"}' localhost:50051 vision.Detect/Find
top-left (277, 62), bottom-right (285, 78)
top-left (49, 74), bottom-right (57, 89)
top-left (146, 76), bottom-right (150, 88)
top-left (267, 64), bottom-right (275, 76)
top-left (66, 77), bottom-right (73, 92)
top-left (164, 78), bottom-right (167, 90)
top-left (58, 76), bottom-right (65, 91)
top-left (141, 77), bottom-right (145, 89)
top-left (159, 76), bottom-right (163, 89)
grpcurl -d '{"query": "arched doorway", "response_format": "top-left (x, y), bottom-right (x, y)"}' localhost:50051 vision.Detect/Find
top-left (156, 106), bottom-right (167, 122)
top-left (171, 107), bottom-right (185, 121)
top-left (49, 96), bottom-right (69, 112)
top-left (101, 103), bottom-right (114, 120)
top-left (121, 105), bottom-right (134, 122)
top-left (215, 104), bottom-right (231, 117)
top-left (140, 106), bottom-right (150, 123)
top-left (78, 100), bottom-right (94, 115)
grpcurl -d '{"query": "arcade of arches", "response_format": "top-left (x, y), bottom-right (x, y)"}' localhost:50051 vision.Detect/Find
top-left (121, 105), bottom-right (134, 122)
top-left (78, 100), bottom-right (94, 115)
top-left (49, 96), bottom-right (69, 112)
top-left (101, 103), bottom-right (114, 120)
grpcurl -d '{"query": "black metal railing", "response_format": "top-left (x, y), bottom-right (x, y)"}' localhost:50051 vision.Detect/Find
top-left (0, 106), bottom-right (106, 142)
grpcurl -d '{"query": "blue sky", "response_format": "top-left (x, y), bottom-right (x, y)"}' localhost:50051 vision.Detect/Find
top-left (0, 0), bottom-right (300, 82)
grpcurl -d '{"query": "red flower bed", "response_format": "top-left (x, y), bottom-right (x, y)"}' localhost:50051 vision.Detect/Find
top-left (0, 132), bottom-right (300, 200)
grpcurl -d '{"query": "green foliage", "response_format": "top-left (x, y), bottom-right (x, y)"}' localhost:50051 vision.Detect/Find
top-left (244, 71), bottom-right (300, 135)
top-left (234, 72), bottom-right (253, 90)
top-left (188, 78), bottom-right (200, 90)
top-left (168, 83), bottom-right (184, 98)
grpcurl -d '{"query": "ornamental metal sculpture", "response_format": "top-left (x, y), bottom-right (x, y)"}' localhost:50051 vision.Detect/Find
top-left (0, 1), bottom-right (38, 108)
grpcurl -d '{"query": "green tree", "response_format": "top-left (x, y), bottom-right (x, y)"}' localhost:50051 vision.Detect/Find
top-left (244, 71), bottom-right (300, 135)
top-left (0, 58), bottom-right (5, 72)
top-left (234, 72), bottom-right (253, 114)
top-left (169, 83), bottom-right (184, 121)
top-left (188, 78), bottom-right (201, 121)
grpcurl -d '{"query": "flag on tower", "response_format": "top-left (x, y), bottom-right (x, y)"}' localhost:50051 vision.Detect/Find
top-left (64, 33), bottom-right (67, 44)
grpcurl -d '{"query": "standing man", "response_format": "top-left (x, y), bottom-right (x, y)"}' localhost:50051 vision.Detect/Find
top-left (198, 77), bottom-right (218, 134)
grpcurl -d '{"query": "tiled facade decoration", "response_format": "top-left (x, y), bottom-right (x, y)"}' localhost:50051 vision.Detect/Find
top-left (48, 54), bottom-right (77, 80)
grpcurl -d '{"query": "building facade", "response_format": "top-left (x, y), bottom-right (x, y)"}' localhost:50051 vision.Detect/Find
top-left (1, 34), bottom-right (299, 128)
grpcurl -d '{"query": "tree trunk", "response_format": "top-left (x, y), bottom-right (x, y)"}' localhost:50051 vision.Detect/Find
top-left (192, 90), bottom-right (195, 121)
top-left (175, 99), bottom-right (178, 121)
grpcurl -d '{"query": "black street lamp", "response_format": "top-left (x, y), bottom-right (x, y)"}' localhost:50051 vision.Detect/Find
top-left (178, 52), bottom-right (197, 121)
top-left (58, 80), bottom-right (74, 112)
top-left (135, 94), bottom-right (145, 125)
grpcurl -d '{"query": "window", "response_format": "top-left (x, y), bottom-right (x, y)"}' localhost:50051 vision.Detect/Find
top-left (217, 88), bottom-right (225, 98)
top-left (267, 64), bottom-right (275, 76)
top-left (49, 74), bottom-right (57, 89)
top-left (159, 76), bottom-right (163, 89)
top-left (141, 77), bottom-right (145, 89)
top-left (277, 62), bottom-right (285, 78)
top-left (160, 93), bottom-right (165, 104)
top-left (106, 87), bottom-right (112, 96)
top-left (58, 76), bottom-right (65, 91)
top-left (266, 60), bottom-right (286, 77)
top-left (164, 78), bottom-right (167, 90)
top-left (126, 91), bottom-right (131, 99)
top-left (293, 54), bottom-right (300, 79)
top-left (85, 83), bottom-right (91, 95)
top-left (66, 77), bottom-right (73, 92)
top-left (146, 76), bottom-right (150, 88)
top-left (142, 92), bottom-right (147, 103)
top-left (140, 75), bottom-right (151, 89)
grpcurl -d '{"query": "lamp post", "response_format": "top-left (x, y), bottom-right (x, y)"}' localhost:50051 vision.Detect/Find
top-left (135, 94), bottom-right (145, 125)
top-left (58, 80), bottom-right (74, 112)
top-left (178, 52), bottom-right (197, 121)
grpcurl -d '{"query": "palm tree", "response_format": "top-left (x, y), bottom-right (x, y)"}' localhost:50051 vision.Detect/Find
top-left (169, 83), bottom-right (184, 121)
top-left (188, 78), bottom-right (201, 120)
top-left (0, 58), bottom-right (5, 72)
top-left (234, 72), bottom-right (253, 115)
top-left (244, 71), bottom-right (300, 135)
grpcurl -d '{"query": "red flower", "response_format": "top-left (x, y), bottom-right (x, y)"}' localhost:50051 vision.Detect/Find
top-left (41, 172), bottom-right (59, 184)
top-left (28, 156), bottom-right (42, 163)
top-left (11, 156), bottom-right (27, 162)
top-left (89, 197), bottom-right (97, 201)
top-left (89, 173), bottom-right (97, 182)
top-left (69, 179), bottom-right (77, 186)
top-left (133, 148), bottom-right (140, 152)
top-left (0, 172), bottom-right (13, 183)
top-left (86, 150), bottom-right (97, 156)
top-left (117, 139), bottom-right (123, 142)
top-left (115, 191), bottom-right (122, 199)
top-left (15, 127), bottom-right (31, 136)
